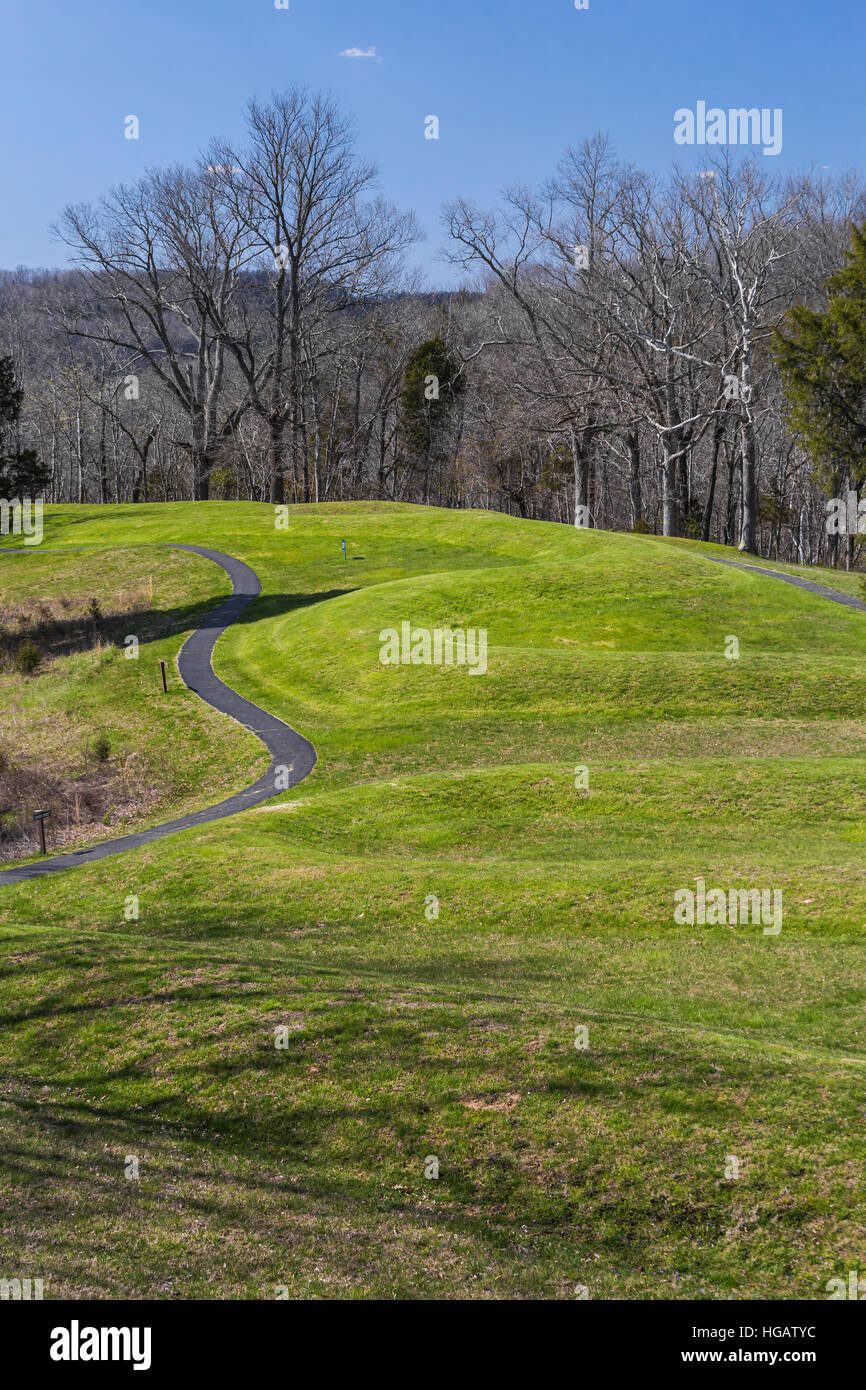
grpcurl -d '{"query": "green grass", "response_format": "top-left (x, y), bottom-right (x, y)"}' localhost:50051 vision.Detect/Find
top-left (0, 502), bottom-right (864, 1299)
top-left (0, 544), bottom-right (264, 861)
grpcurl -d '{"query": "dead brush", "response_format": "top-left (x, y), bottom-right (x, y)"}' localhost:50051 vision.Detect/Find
top-left (0, 739), bottom-right (139, 860)
top-left (122, 751), bottom-right (142, 788)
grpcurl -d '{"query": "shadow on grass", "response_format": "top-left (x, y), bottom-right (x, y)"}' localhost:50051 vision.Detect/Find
top-left (0, 584), bottom-right (348, 861)
top-left (0, 587), bottom-right (354, 666)
top-left (0, 930), bottom-right (851, 1297)
top-left (230, 589), bottom-right (355, 625)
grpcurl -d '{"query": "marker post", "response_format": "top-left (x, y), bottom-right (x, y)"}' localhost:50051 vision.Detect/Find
top-left (33, 808), bottom-right (50, 854)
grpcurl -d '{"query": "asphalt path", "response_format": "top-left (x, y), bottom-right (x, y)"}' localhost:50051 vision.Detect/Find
top-left (1, 542), bottom-right (861, 885)
top-left (706, 555), bottom-right (866, 610)
top-left (0, 544), bottom-right (316, 885)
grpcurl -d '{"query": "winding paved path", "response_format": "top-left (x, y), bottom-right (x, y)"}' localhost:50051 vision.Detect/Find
top-left (1, 543), bottom-right (861, 886)
top-left (706, 555), bottom-right (866, 611)
top-left (0, 545), bottom-right (316, 885)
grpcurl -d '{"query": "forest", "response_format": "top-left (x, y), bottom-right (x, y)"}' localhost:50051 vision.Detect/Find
top-left (2, 88), bottom-right (866, 567)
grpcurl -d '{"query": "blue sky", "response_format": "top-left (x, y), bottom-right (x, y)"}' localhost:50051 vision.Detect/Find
top-left (1, 0), bottom-right (863, 285)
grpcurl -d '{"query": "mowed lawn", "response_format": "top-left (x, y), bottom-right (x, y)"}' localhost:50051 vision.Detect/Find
top-left (0, 501), bottom-right (864, 1299)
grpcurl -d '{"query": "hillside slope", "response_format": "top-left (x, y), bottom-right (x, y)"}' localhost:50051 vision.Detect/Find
top-left (0, 502), bottom-right (863, 1299)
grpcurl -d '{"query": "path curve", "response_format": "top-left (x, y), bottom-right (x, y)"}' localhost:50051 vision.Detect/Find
top-left (2, 543), bottom-right (860, 885)
top-left (0, 545), bottom-right (316, 885)
top-left (706, 555), bottom-right (866, 611)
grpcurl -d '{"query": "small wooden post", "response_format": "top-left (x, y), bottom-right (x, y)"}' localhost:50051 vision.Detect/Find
top-left (33, 809), bottom-right (50, 854)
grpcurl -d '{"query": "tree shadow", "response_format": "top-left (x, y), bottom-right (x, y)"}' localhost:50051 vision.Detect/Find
top-left (232, 589), bottom-right (355, 626)
top-left (0, 587), bottom-right (355, 666)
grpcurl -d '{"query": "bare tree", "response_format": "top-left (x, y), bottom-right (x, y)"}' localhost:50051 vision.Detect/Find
top-left (54, 171), bottom-right (250, 498)
top-left (203, 89), bottom-right (419, 502)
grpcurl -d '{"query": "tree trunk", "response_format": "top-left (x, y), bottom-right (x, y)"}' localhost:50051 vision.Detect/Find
top-left (627, 431), bottom-right (643, 527)
top-left (269, 415), bottom-right (285, 505)
top-left (738, 413), bottom-right (757, 553)
top-left (677, 451), bottom-right (689, 528)
top-left (701, 420), bottom-right (725, 542)
top-left (571, 428), bottom-right (590, 526)
top-left (99, 410), bottom-right (109, 504)
top-left (662, 447), bottom-right (678, 536)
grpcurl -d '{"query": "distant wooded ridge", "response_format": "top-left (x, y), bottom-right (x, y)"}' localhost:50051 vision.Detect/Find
top-left (3, 88), bottom-right (866, 568)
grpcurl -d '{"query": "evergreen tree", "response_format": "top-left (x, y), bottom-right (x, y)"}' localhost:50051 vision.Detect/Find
top-left (399, 336), bottom-right (464, 500)
top-left (774, 223), bottom-right (866, 496)
top-left (0, 356), bottom-right (50, 498)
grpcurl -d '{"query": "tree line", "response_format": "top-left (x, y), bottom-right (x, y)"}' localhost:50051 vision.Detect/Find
top-left (3, 87), bottom-right (866, 564)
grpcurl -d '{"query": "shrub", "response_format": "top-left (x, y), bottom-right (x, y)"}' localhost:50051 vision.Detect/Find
top-left (13, 640), bottom-right (40, 675)
top-left (682, 501), bottom-right (704, 540)
top-left (92, 732), bottom-right (111, 764)
top-left (209, 464), bottom-right (239, 500)
top-left (33, 601), bottom-right (53, 635)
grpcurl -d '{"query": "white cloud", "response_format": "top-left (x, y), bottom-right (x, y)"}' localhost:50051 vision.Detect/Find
top-left (339, 46), bottom-right (377, 59)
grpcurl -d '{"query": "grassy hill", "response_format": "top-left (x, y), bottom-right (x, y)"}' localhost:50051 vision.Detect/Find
top-left (0, 502), bottom-right (864, 1298)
